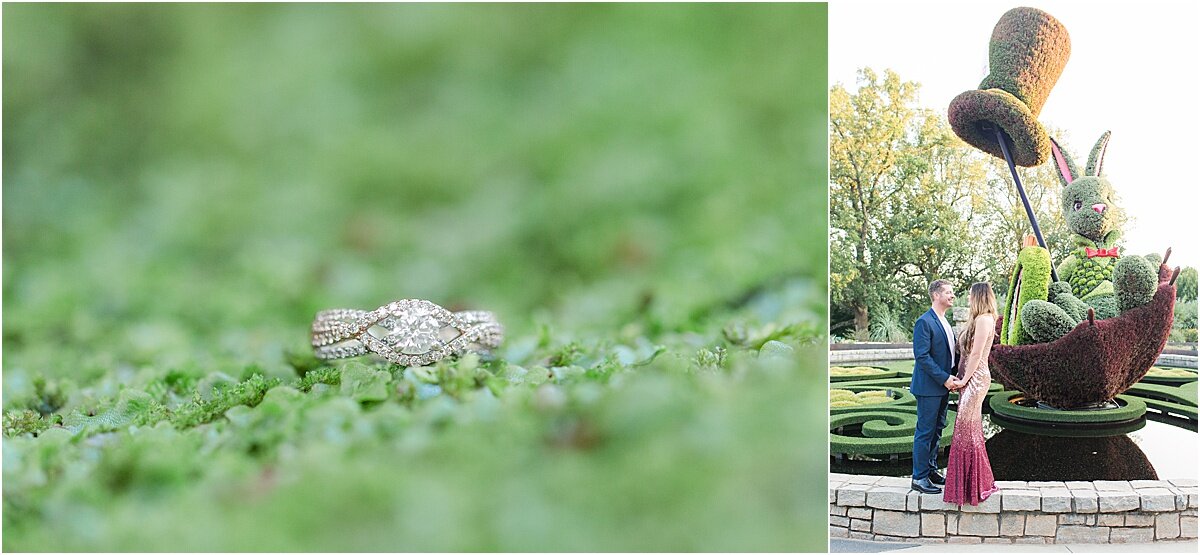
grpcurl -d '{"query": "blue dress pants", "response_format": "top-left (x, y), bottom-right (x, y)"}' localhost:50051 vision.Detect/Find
top-left (912, 393), bottom-right (949, 480)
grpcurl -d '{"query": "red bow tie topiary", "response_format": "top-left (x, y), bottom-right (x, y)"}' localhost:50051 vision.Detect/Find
top-left (1085, 246), bottom-right (1119, 258)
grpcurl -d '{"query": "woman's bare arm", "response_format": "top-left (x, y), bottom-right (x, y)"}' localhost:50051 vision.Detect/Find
top-left (958, 315), bottom-right (995, 385)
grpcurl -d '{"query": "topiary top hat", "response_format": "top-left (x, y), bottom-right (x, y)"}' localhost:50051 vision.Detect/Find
top-left (948, 7), bottom-right (1071, 167)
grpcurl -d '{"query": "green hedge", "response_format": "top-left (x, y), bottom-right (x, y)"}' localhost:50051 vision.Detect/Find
top-left (833, 377), bottom-right (915, 390)
top-left (1124, 382), bottom-right (1198, 421)
top-left (829, 385), bottom-right (915, 414)
top-left (830, 406), bottom-right (957, 456)
top-left (1139, 367), bottom-right (1199, 387)
top-left (988, 390), bottom-right (1147, 424)
top-left (829, 366), bottom-right (897, 382)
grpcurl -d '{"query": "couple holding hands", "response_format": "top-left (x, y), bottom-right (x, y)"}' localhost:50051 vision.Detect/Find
top-left (909, 279), bottom-right (999, 506)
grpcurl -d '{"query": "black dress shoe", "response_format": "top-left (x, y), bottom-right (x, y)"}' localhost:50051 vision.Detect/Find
top-left (911, 477), bottom-right (943, 494)
top-left (929, 470), bottom-right (946, 485)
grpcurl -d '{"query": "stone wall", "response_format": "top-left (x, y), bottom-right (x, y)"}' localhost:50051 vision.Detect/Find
top-left (829, 474), bottom-right (1198, 544)
top-left (829, 348), bottom-right (917, 363)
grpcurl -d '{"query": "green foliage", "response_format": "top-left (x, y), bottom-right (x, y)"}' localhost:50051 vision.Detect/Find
top-left (3, 410), bottom-right (56, 437)
top-left (982, 7), bottom-right (1070, 117)
top-left (1, 4), bottom-right (828, 551)
top-left (1141, 366), bottom-right (1198, 385)
top-left (989, 391), bottom-right (1148, 424)
top-left (830, 69), bottom-right (980, 339)
top-left (867, 305), bottom-right (909, 342)
top-left (1049, 132), bottom-right (1147, 322)
top-left (830, 406), bottom-right (957, 456)
top-left (1172, 300), bottom-right (1198, 344)
top-left (1175, 301), bottom-right (1198, 331)
top-left (947, 7), bottom-right (1070, 167)
top-left (296, 366), bottom-right (343, 392)
top-left (1048, 281), bottom-right (1089, 323)
top-left (827, 384), bottom-right (915, 414)
top-left (831, 68), bottom-right (1071, 342)
top-left (1177, 267), bottom-right (1198, 302)
top-left (1020, 299), bottom-right (1076, 344)
top-left (167, 374), bottom-right (281, 428)
top-left (829, 388), bottom-right (897, 408)
top-left (339, 363), bottom-right (392, 403)
top-left (1060, 178), bottom-right (1121, 244)
top-left (998, 130), bottom-right (1154, 347)
top-left (828, 366), bottom-right (896, 383)
top-left (1001, 246), bottom-right (1051, 345)
top-left (1085, 131), bottom-right (1110, 177)
top-left (1114, 256), bottom-right (1158, 313)
top-left (14, 376), bottom-right (72, 416)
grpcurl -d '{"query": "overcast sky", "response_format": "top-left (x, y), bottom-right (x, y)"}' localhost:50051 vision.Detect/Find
top-left (830, 0), bottom-right (1199, 268)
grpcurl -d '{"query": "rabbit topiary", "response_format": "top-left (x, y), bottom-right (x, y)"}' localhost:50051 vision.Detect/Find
top-left (1015, 132), bottom-right (1158, 343)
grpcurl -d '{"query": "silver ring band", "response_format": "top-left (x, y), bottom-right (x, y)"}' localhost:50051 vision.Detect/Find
top-left (311, 299), bottom-right (503, 366)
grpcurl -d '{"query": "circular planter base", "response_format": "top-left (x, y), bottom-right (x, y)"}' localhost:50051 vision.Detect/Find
top-left (989, 390), bottom-right (1147, 437)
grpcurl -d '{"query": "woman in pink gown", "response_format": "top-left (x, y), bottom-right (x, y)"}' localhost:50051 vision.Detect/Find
top-left (943, 282), bottom-right (999, 505)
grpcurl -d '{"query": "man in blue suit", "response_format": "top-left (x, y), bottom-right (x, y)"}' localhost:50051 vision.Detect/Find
top-left (910, 279), bottom-right (961, 494)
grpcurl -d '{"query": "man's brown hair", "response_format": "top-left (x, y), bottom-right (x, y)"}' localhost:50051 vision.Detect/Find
top-left (928, 279), bottom-right (952, 300)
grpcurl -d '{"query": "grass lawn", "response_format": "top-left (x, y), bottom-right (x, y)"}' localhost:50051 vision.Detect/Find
top-left (3, 4), bottom-right (828, 550)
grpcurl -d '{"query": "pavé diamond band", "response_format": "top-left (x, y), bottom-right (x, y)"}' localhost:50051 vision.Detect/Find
top-left (311, 299), bottom-right (503, 366)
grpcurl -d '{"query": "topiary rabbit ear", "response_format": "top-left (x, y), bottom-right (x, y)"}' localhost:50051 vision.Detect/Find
top-left (1086, 131), bottom-right (1111, 177)
top-left (1049, 136), bottom-right (1078, 186)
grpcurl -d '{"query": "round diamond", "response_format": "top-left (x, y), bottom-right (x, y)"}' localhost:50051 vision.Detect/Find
top-left (385, 306), bottom-right (441, 354)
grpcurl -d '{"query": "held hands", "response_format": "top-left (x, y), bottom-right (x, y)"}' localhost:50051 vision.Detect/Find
top-left (944, 376), bottom-right (965, 391)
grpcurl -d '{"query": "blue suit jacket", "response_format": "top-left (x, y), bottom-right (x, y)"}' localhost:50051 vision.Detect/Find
top-left (910, 308), bottom-right (957, 396)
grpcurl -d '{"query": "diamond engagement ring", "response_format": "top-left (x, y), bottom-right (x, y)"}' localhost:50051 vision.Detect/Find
top-left (311, 299), bottom-right (503, 366)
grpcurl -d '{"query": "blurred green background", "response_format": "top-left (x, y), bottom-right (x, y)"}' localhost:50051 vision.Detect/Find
top-left (3, 4), bottom-right (828, 551)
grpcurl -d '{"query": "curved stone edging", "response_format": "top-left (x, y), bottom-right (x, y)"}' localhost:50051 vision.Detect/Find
top-left (829, 473), bottom-right (1198, 544)
top-left (830, 348), bottom-right (1198, 369)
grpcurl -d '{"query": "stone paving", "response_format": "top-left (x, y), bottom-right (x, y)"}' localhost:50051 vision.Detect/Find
top-left (830, 474), bottom-right (1199, 545)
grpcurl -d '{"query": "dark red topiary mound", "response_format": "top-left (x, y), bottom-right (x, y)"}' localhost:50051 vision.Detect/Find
top-left (989, 271), bottom-right (1175, 409)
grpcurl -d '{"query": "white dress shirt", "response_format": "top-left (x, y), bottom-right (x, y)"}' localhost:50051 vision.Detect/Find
top-left (936, 310), bottom-right (956, 368)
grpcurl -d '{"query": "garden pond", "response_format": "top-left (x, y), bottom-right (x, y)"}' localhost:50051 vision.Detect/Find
top-left (830, 360), bottom-right (1198, 481)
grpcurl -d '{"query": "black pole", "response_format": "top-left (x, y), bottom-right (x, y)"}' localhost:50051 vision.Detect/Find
top-left (994, 127), bottom-right (1058, 282)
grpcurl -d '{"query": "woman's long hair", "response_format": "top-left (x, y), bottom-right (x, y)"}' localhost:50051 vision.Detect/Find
top-left (957, 282), bottom-right (998, 356)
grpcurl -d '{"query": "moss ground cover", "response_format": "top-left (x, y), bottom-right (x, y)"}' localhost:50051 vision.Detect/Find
top-left (829, 386), bottom-right (914, 413)
top-left (829, 365), bottom-right (896, 382)
top-left (2, 4), bottom-right (828, 550)
top-left (1142, 366), bottom-right (1200, 386)
top-left (1146, 367), bottom-right (1199, 379)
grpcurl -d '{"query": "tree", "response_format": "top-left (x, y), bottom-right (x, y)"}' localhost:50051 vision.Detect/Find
top-left (1177, 267), bottom-right (1198, 302)
top-left (830, 69), bottom-right (986, 339)
top-left (829, 68), bottom-right (1133, 342)
top-left (971, 138), bottom-right (1072, 299)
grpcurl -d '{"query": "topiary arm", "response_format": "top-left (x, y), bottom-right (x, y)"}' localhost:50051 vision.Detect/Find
top-left (1057, 253), bottom-right (1080, 282)
top-left (1081, 280), bottom-right (1115, 301)
top-left (1004, 246), bottom-right (1052, 345)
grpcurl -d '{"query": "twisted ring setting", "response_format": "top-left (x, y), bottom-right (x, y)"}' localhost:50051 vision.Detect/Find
top-left (312, 299), bottom-right (502, 366)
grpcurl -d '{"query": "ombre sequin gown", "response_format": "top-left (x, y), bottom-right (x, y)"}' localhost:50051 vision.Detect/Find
top-left (943, 349), bottom-right (998, 505)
